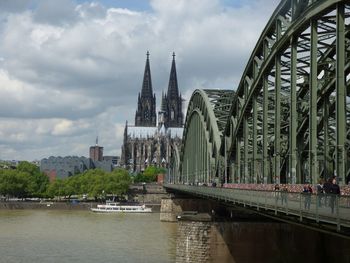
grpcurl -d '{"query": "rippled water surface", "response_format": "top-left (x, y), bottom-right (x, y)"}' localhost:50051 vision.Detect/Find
top-left (0, 210), bottom-right (177, 263)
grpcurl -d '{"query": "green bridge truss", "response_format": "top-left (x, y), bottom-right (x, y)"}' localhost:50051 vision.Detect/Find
top-left (171, 0), bottom-right (350, 186)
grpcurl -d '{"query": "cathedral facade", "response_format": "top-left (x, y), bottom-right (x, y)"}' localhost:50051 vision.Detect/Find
top-left (121, 52), bottom-right (184, 173)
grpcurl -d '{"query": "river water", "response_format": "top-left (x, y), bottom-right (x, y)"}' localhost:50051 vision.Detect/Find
top-left (0, 210), bottom-right (177, 263)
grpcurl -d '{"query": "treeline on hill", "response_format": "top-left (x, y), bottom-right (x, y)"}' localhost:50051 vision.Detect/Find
top-left (0, 161), bottom-right (132, 200)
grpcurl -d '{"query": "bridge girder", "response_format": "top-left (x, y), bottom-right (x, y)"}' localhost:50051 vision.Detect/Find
top-left (179, 89), bottom-right (234, 184)
top-left (225, 0), bottom-right (350, 185)
top-left (172, 0), bottom-right (350, 186)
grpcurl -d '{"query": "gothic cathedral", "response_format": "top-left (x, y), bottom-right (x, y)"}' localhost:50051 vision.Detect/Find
top-left (121, 52), bottom-right (184, 173)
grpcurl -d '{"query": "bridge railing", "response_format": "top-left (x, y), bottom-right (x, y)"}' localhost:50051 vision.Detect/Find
top-left (164, 184), bottom-right (350, 232)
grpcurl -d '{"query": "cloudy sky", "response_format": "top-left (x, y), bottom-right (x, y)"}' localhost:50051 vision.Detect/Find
top-left (0, 0), bottom-right (280, 161)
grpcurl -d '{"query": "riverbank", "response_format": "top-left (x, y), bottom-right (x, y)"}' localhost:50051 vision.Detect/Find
top-left (0, 201), bottom-right (161, 211)
top-left (0, 201), bottom-right (91, 210)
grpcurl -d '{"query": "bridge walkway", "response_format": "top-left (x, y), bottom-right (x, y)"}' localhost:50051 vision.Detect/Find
top-left (164, 184), bottom-right (350, 237)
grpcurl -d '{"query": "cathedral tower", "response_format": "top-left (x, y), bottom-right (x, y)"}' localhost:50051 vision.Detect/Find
top-left (135, 51), bottom-right (157, 126)
top-left (121, 52), bottom-right (184, 172)
top-left (162, 52), bottom-right (183, 127)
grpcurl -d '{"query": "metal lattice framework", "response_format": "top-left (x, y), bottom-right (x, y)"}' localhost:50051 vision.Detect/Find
top-left (174, 0), bottom-right (350, 186)
top-left (174, 89), bottom-right (234, 184)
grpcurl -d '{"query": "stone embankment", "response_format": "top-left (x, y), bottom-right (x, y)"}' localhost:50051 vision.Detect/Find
top-left (0, 201), bottom-right (161, 211)
top-left (0, 201), bottom-right (91, 210)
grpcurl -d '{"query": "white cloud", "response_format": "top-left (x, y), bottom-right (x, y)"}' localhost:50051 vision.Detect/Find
top-left (0, 0), bottom-right (279, 160)
top-left (0, 70), bottom-right (101, 119)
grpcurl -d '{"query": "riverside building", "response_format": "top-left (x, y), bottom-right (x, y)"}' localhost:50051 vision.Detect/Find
top-left (40, 140), bottom-right (115, 180)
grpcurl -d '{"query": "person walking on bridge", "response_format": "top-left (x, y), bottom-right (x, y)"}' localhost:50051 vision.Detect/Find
top-left (329, 177), bottom-right (340, 214)
top-left (281, 185), bottom-right (288, 205)
top-left (323, 178), bottom-right (332, 207)
top-left (274, 184), bottom-right (280, 204)
top-left (316, 179), bottom-right (324, 207)
top-left (302, 184), bottom-right (312, 210)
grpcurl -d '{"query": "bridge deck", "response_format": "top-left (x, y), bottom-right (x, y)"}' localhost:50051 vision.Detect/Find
top-left (164, 184), bottom-right (350, 236)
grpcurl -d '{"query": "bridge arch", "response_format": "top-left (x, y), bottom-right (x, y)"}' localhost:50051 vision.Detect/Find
top-left (179, 89), bottom-right (234, 184)
top-left (170, 0), bottom-right (350, 186)
top-left (224, 0), bottom-right (350, 185)
top-left (168, 142), bottom-right (181, 184)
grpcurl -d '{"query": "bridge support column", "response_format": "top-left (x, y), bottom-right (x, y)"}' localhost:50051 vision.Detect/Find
top-left (290, 36), bottom-right (299, 184)
top-left (160, 197), bottom-right (220, 222)
top-left (175, 217), bottom-right (350, 263)
top-left (273, 17), bottom-right (282, 184)
top-left (160, 198), bottom-right (184, 222)
top-left (275, 52), bottom-right (281, 184)
top-left (309, 18), bottom-right (318, 184)
top-left (235, 139), bottom-right (241, 183)
top-left (252, 95), bottom-right (258, 184)
top-left (263, 39), bottom-right (270, 184)
top-left (336, 3), bottom-right (346, 183)
top-left (176, 214), bottom-right (212, 263)
top-left (323, 99), bottom-right (331, 179)
top-left (263, 75), bottom-right (269, 184)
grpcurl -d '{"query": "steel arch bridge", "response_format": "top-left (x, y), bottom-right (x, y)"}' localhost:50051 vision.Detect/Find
top-left (172, 0), bottom-right (350, 186)
top-left (172, 89), bottom-right (234, 184)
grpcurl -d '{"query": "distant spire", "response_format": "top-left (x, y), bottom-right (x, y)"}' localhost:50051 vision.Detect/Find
top-left (141, 51), bottom-right (153, 98)
top-left (135, 51), bottom-right (157, 126)
top-left (95, 136), bottom-right (98, 146)
top-left (164, 52), bottom-right (183, 128)
top-left (167, 52), bottom-right (179, 99)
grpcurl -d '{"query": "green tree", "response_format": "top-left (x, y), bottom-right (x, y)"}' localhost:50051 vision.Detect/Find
top-left (46, 178), bottom-right (65, 199)
top-left (81, 169), bottom-right (107, 200)
top-left (44, 168), bottom-right (132, 201)
top-left (63, 175), bottom-right (83, 200)
top-left (17, 161), bottom-right (39, 175)
top-left (106, 169), bottom-right (132, 196)
top-left (0, 169), bottom-right (31, 198)
top-left (140, 166), bottom-right (166, 182)
top-left (17, 161), bottom-right (49, 197)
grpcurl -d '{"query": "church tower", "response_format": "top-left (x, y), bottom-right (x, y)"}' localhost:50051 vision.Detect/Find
top-left (135, 51), bottom-right (157, 127)
top-left (163, 52), bottom-right (183, 127)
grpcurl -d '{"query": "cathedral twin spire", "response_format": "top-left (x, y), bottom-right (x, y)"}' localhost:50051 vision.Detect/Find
top-left (135, 51), bottom-right (157, 126)
top-left (162, 52), bottom-right (183, 128)
top-left (140, 51), bottom-right (154, 99)
top-left (135, 51), bottom-right (183, 128)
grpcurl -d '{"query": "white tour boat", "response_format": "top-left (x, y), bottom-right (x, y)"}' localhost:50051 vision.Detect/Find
top-left (91, 202), bottom-right (152, 213)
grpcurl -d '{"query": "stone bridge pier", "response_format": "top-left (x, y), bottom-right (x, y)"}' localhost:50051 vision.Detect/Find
top-left (160, 197), bottom-right (350, 263)
top-left (160, 197), bottom-right (222, 222)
